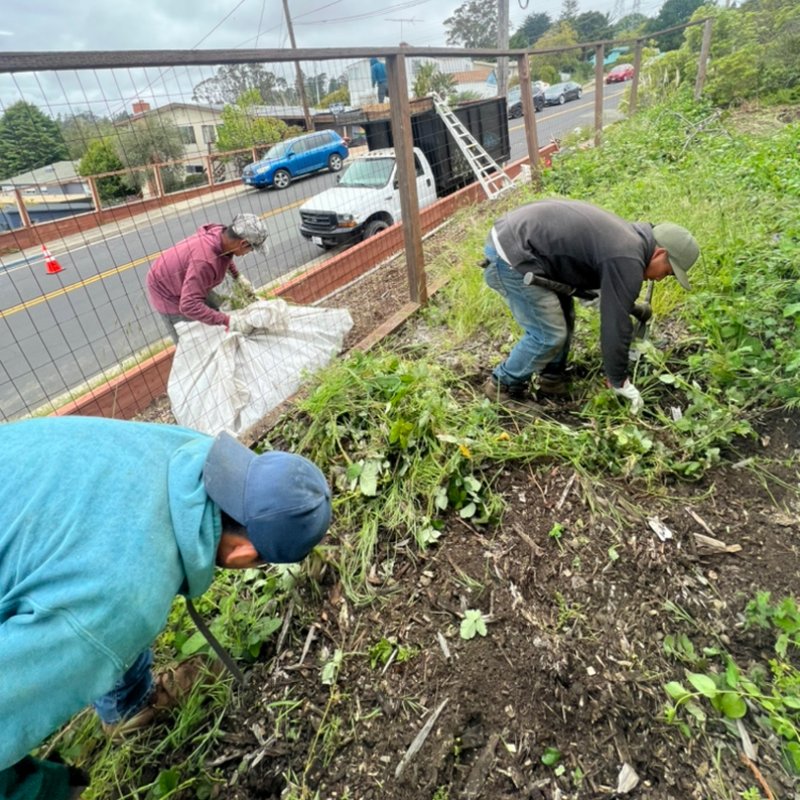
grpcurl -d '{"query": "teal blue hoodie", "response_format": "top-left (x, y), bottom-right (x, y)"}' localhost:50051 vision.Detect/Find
top-left (0, 417), bottom-right (221, 772)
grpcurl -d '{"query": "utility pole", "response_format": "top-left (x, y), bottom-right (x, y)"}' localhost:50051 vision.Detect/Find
top-left (281, 0), bottom-right (313, 131)
top-left (497, 0), bottom-right (509, 97)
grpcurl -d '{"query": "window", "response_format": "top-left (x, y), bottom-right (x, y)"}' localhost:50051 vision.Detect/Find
top-left (178, 126), bottom-right (196, 145)
top-left (201, 125), bottom-right (217, 144)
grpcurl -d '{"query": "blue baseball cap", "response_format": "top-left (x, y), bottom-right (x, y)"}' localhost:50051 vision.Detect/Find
top-left (203, 432), bottom-right (331, 563)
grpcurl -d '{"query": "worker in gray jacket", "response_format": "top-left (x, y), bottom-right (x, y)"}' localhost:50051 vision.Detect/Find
top-left (481, 198), bottom-right (699, 412)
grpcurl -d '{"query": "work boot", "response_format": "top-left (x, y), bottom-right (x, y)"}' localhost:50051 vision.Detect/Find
top-left (537, 373), bottom-right (571, 398)
top-left (101, 655), bottom-right (222, 741)
top-left (481, 377), bottom-right (541, 411)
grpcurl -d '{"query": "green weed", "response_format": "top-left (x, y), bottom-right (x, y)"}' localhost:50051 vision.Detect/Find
top-left (664, 594), bottom-right (800, 777)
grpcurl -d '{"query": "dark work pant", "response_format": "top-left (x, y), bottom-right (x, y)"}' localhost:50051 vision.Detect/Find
top-left (160, 290), bottom-right (223, 343)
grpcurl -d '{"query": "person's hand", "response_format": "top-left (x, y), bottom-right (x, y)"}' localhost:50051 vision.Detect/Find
top-left (612, 379), bottom-right (643, 414)
top-left (227, 311), bottom-right (254, 336)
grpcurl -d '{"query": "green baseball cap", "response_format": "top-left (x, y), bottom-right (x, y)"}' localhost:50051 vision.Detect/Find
top-left (652, 223), bottom-right (699, 290)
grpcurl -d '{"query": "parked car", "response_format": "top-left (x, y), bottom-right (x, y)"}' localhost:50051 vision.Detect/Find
top-left (241, 130), bottom-right (349, 190)
top-left (543, 81), bottom-right (583, 106)
top-left (605, 63), bottom-right (635, 83)
top-left (506, 84), bottom-right (545, 118)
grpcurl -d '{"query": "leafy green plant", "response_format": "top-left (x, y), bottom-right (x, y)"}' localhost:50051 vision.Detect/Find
top-left (745, 592), bottom-right (800, 656)
top-left (541, 746), bottom-right (562, 767)
top-left (460, 609), bottom-right (488, 640)
top-left (664, 595), bottom-right (800, 776)
top-left (321, 649), bottom-right (344, 686)
top-left (368, 637), bottom-right (417, 668)
top-left (548, 522), bottom-right (565, 549)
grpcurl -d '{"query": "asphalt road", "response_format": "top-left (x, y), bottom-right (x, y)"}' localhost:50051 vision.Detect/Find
top-left (0, 85), bottom-right (625, 420)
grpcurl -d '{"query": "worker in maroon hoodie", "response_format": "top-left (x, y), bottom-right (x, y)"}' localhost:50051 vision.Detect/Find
top-left (146, 212), bottom-right (268, 342)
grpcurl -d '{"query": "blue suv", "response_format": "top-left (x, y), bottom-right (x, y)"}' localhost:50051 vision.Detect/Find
top-left (242, 130), bottom-right (349, 190)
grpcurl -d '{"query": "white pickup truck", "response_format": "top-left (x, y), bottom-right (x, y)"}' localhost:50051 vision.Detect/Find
top-left (298, 147), bottom-right (439, 250)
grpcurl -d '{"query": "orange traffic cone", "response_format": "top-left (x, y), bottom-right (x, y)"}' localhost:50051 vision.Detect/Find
top-left (42, 245), bottom-right (64, 275)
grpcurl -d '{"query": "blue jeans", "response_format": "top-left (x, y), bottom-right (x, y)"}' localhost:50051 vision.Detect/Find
top-left (92, 650), bottom-right (154, 724)
top-left (483, 241), bottom-right (574, 389)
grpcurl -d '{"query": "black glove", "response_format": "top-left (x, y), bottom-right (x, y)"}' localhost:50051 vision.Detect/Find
top-left (631, 302), bottom-right (652, 323)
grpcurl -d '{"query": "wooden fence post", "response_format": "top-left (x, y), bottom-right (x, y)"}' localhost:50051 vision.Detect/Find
top-left (694, 19), bottom-right (713, 100)
top-left (13, 188), bottom-right (32, 229)
top-left (629, 39), bottom-right (644, 114)
top-left (594, 43), bottom-right (605, 147)
top-left (386, 52), bottom-right (427, 306)
top-left (517, 54), bottom-right (541, 190)
top-left (87, 176), bottom-right (102, 213)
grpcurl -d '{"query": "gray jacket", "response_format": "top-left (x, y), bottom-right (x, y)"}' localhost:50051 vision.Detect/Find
top-left (492, 198), bottom-right (655, 385)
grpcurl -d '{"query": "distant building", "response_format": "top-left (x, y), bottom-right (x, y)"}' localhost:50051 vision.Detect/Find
top-left (0, 160), bottom-right (89, 198)
top-left (117, 102), bottom-right (225, 173)
top-left (450, 64), bottom-right (497, 99)
top-left (0, 161), bottom-right (93, 231)
top-left (346, 56), bottom-right (481, 108)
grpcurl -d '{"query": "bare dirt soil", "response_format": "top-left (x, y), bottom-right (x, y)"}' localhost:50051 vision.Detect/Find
top-left (210, 406), bottom-right (799, 800)
top-left (135, 223), bottom-right (800, 800)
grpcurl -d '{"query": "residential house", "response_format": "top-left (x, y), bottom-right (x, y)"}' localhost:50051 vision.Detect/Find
top-left (0, 161), bottom-right (93, 230)
top-left (119, 101), bottom-right (225, 174)
top-left (0, 160), bottom-right (89, 198)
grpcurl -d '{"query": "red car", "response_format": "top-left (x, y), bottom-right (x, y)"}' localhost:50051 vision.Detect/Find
top-left (605, 63), bottom-right (635, 83)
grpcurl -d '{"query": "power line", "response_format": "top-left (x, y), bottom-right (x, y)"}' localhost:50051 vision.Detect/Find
top-left (294, 0), bottom-right (429, 26)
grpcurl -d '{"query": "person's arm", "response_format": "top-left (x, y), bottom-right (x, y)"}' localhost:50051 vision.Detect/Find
top-left (178, 258), bottom-right (230, 328)
top-left (598, 260), bottom-right (642, 387)
top-left (227, 262), bottom-right (240, 280)
top-left (0, 756), bottom-right (88, 800)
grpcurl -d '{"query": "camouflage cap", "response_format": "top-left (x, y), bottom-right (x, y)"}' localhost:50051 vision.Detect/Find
top-left (230, 212), bottom-right (268, 254)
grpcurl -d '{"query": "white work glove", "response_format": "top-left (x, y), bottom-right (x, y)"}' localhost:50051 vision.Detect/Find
top-left (612, 379), bottom-right (643, 414)
top-left (236, 275), bottom-right (255, 293)
top-left (227, 310), bottom-right (254, 336)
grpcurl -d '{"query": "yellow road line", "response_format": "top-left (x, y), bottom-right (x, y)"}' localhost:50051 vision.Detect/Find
top-left (0, 201), bottom-right (304, 320)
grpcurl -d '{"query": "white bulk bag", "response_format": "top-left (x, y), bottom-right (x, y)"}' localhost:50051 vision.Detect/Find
top-left (168, 299), bottom-right (353, 436)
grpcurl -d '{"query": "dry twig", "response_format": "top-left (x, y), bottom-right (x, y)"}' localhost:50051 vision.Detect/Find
top-left (739, 751), bottom-right (775, 800)
top-left (395, 698), bottom-right (449, 778)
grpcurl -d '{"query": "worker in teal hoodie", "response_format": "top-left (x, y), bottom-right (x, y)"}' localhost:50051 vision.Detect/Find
top-left (0, 417), bottom-right (332, 800)
top-left (370, 57), bottom-right (389, 103)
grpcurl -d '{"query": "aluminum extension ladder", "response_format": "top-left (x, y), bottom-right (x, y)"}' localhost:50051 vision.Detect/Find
top-left (430, 92), bottom-right (515, 201)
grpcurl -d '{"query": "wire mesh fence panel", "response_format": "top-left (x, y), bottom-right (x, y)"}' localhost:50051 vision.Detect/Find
top-left (0, 33), bottom-right (693, 425)
top-left (0, 55), bottom-right (409, 425)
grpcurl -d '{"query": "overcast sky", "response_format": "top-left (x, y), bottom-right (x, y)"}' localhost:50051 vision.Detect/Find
top-left (1, 0), bottom-right (662, 115)
top-left (0, 0), bottom-right (652, 53)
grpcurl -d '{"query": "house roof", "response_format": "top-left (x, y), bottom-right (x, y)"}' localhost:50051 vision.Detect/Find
top-left (2, 160), bottom-right (83, 186)
top-left (123, 102), bottom-right (224, 123)
top-left (451, 66), bottom-right (494, 83)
